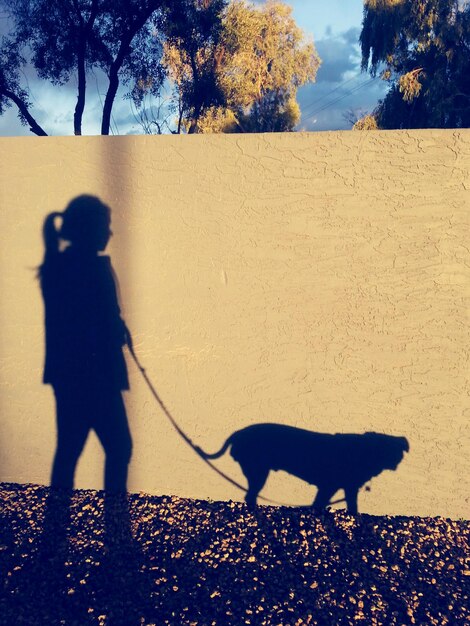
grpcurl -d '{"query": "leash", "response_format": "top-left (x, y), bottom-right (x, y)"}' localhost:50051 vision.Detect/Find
top-left (126, 341), bottom-right (264, 499)
top-left (126, 341), bottom-right (347, 509)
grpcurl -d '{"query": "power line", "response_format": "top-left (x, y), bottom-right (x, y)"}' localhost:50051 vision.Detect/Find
top-left (313, 78), bottom-right (376, 114)
top-left (304, 76), bottom-right (379, 121)
top-left (314, 77), bottom-right (379, 116)
top-left (301, 73), bottom-right (360, 116)
top-left (305, 76), bottom-right (379, 119)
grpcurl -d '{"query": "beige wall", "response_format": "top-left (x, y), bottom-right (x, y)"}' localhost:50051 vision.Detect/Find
top-left (0, 130), bottom-right (469, 518)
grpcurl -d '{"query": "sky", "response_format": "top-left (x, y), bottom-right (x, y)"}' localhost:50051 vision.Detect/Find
top-left (292, 0), bottom-right (387, 131)
top-left (0, 0), bottom-right (387, 136)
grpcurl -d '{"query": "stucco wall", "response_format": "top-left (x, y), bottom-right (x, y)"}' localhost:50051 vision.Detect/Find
top-left (0, 130), bottom-right (469, 518)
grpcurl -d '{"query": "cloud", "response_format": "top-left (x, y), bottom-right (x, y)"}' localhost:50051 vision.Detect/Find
top-left (342, 26), bottom-right (362, 46)
top-left (296, 27), bottom-right (387, 131)
top-left (0, 105), bottom-right (30, 136)
top-left (1, 20), bottom-right (385, 136)
top-left (0, 62), bottom-right (131, 136)
top-left (297, 76), bottom-right (387, 132)
top-left (315, 27), bottom-right (361, 84)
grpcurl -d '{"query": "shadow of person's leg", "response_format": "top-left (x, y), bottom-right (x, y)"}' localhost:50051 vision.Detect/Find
top-left (94, 388), bottom-right (143, 626)
top-left (51, 387), bottom-right (90, 490)
top-left (40, 486), bottom-right (72, 556)
top-left (93, 390), bottom-right (133, 550)
top-left (5, 487), bottom-right (73, 625)
top-left (94, 390), bottom-right (132, 494)
top-left (45, 387), bottom-right (90, 557)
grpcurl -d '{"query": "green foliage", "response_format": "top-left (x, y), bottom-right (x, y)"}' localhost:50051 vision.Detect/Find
top-left (352, 113), bottom-right (379, 131)
top-left (0, 35), bottom-right (47, 134)
top-left (0, 37), bottom-right (25, 115)
top-left (361, 0), bottom-right (470, 128)
top-left (150, 0), bottom-right (320, 133)
top-left (211, 0), bottom-right (320, 133)
top-left (1, 0), bottom-right (319, 135)
top-left (159, 0), bottom-right (227, 133)
top-left (0, 0), bottom-right (169, 135)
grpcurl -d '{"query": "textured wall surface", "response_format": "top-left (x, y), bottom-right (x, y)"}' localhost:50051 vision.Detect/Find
top-left (0, 130), bottom-right (469, 518)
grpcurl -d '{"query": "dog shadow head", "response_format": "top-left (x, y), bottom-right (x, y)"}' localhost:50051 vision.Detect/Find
top-left (363, 432), bottom-right (410, 474)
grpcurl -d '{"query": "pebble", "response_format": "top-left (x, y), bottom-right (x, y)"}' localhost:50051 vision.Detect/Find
top-left (0, 483), bottom-right (468, 625)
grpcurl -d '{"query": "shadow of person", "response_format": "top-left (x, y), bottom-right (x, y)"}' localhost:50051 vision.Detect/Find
top-left (38, 195), bottom-right (135, 554)
top-left (3, 487), bottom-right (152, 626)
top-left (198, 423), bottom-right (409, 513)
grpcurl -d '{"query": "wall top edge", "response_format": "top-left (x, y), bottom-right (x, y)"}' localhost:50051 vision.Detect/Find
top-left (0, 128), bottom-right (468, 144)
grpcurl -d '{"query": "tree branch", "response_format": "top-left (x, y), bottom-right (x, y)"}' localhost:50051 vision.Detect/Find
top-left (101, 6), bottom-right (160, 135)
top-left (2, 89), bottom-right (47, 136)
top-left (73, 0), bottom-right (101, 135)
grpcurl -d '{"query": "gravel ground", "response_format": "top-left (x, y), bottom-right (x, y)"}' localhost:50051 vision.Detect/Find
top-left (0, 483), bottom-right (468, 626)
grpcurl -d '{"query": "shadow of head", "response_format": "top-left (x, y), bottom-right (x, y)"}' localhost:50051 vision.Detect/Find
top-left (200, 424), bottom-right (409, 513)
top-left (362, 431), bottom-right (409, 472)
top-left (59, 195), bottom-right (112, 252)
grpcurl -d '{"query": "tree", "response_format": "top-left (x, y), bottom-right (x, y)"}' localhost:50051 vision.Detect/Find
top-left (207, 0), bottom-right (320, 133)
top-left (360, 0), bottom-right (470, 129)
top-left (0, 0), bottom-right (170, 135)
top-left (135, 0), bottom-right (320, 133)
top-left (0, 36), bottom-right (48, 135)
top-left (343, 108), bottom-right (379, 131)
top-left (156, 0), bottom-right (227, 134)
top-left (94, 0), bottom-right (168, 135)
top-left (352, 113), bottom-right (379, 131)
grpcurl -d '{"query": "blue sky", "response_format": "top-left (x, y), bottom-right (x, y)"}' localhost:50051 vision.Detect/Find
top-left (291, 0), bottom-right (386, 131)
top-left (0, 0), bottom-right (387, 136)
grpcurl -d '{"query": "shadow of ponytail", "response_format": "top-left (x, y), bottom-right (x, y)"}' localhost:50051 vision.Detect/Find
top-left (38, 212), bottom-right (63, 279)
